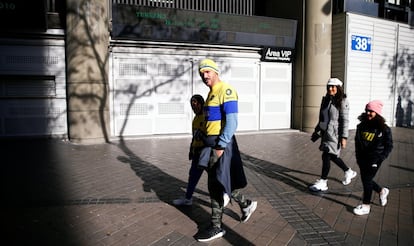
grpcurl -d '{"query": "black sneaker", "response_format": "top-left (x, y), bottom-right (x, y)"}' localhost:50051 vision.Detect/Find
top-left (241, 200), bottom-right (257, 222)
top-left (197, 226), bottom-right (226, 242)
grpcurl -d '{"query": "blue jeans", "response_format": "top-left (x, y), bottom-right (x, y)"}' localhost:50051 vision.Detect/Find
top-left (185, 155), bottom-right (204, 199)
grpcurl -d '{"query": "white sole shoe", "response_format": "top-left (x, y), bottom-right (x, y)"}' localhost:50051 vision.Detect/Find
top-left (241, 201), bottom-right (257, 222)
top-left (353, 204), bottom-right (370, 215)
top-left (380, 188), bottom-right (389, 206)
top-left (343, 170), bottom-right (357, 185)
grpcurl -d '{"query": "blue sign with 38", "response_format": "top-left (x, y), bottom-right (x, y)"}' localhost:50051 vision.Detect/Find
top-left (351, 35), bottom-right (372, 52)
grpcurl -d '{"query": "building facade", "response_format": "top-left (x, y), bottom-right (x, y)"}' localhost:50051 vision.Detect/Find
top-left (0, 0), bottom-right (413, 142)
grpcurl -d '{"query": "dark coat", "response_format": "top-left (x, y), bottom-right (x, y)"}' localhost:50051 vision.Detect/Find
top-left (355, 122), bottom-right (393, 165)
top-left (199, 136), bottom-right (247, 195)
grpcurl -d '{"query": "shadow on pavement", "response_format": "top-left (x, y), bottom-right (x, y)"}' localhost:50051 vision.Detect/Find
top-left (115, 139), bottom-right (254, 244)
top-left (1, 138), bottom-right (82, 245)
top-left (241, 152), bottom-right (361, 209)
top-left (389, 165), bottom-right (414, 173)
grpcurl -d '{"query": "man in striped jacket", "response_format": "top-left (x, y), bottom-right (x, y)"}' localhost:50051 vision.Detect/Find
top-left (196, 58), bottom-right (257, 242)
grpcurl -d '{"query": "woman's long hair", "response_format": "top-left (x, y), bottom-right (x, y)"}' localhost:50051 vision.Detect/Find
top-left (333, 86), bottom-right (346, 109)
top-left (327, 85), bottom-right (347, 108)
top-left (358, 112), bottom-right (387, 130)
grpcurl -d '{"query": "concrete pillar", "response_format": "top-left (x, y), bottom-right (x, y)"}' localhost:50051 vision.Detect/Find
top-left (66, 0), bottom-right (110, 144)
top-left (302, 0), bottom-right (332, 132)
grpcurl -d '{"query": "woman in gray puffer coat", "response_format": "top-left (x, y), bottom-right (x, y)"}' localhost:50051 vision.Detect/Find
top-left (309, 78), bottom-right (357, 192)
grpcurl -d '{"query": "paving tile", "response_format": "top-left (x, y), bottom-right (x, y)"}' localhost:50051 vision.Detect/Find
top-left (1, 128), bottom-right (413, 245)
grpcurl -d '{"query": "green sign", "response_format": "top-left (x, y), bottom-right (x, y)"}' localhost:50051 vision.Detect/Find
top-left (112, 4), bottom-right (297, 48)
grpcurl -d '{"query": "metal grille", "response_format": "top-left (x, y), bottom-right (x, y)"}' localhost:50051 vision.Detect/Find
top-left (119, 63), bottom-right (148, 76)
top-left (112, 0), bottom-right (254, 15)
top-left (120, 103), bottom-right (149, 115)
top-left (158, 102), bottom-right (184, 114)
top-left (158, 64), bottom-right (184, 76)
top-left (0, 76), bottom-right (56, 98)
top-left (5, 56), bottom-right (59, 65)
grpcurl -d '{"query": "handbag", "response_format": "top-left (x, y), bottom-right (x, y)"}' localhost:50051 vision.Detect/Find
top-left (311, 131), bottom-right (320, 142)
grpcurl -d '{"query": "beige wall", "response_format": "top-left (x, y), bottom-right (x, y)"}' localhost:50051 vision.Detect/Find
top-left (263, 0), bottom-right (332, 132)
top-left (66, 0), bottom-right (110, 143)
top-left (302, 0), bottom-right (332, 132)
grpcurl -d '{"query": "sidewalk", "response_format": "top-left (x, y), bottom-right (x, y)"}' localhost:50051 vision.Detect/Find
top-left (1, 127), bottom-right (413, 245)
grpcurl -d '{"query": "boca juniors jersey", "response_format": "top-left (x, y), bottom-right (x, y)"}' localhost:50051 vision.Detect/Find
top-left (204, 81), bottom-right (238, 136)
top-left (192, 113), bottom-right (206, 148)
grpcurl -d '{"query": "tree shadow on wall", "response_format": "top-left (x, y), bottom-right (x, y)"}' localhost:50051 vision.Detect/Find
top-left (66, 0), bottom-right (233, 142)
top-left (112, 54), bottom-right (231, 139)
top-left (66, 1), bottom-right (110, 142)
top-left (387, 47), bottom-right (414, 128)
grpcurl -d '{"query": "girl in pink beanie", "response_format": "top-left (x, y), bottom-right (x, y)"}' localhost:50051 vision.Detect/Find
top-left (353, 100), bottom-right (393, 215)
top-left (365, 100), bottom-right (384, 116)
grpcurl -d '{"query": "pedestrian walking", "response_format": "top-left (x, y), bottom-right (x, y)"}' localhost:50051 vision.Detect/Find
top-left (172, 94), bottom-right (206, 206)
top-left (353, 100), bottom-right (393, 215)
top-left (309, 78), bottom-right (357, 192)
top-left (196, 58), bottom-right (257, 242)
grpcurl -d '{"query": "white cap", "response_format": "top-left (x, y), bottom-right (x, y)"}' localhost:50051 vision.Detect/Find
top-left (327, 78), bottom-right (343, 87)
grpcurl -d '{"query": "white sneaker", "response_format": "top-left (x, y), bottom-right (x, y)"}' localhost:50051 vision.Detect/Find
top-left (343, 169), bottom-right (357, 185)
top-left (353, 204), bottom-right (370, 215)
top-left (223, 193), bottom-right (230, 207)
top-left (380, 188), bottom-right (389, 206)
top-left (241, 200), bottom-right (257, 222)
top-left (172, 197), bottom-right (192, 206)
top-left (309, 179), bottom-right (328, 192)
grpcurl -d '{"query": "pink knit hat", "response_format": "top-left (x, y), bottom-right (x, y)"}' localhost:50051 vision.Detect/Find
top-left (366, 100), bottom-right (383, 116)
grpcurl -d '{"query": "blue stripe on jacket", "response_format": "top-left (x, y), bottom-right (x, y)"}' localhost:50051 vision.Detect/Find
top-left (206, 100), bottom-right (238, 121)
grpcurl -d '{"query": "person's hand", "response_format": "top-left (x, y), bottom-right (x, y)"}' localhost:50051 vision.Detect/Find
top-left (341, 138), bottom-right (347, 149)
top-left (215, 149), bottom-right (224, 158)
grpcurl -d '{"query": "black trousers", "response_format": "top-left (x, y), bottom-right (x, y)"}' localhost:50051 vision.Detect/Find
top-left (358, 162), bottom-right (382, 204)
top-left (321, 152), bottom-right (349, 179)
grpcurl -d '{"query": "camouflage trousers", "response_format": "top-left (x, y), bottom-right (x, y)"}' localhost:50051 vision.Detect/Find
top-left (208, 168), bottom-right (249, 228)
